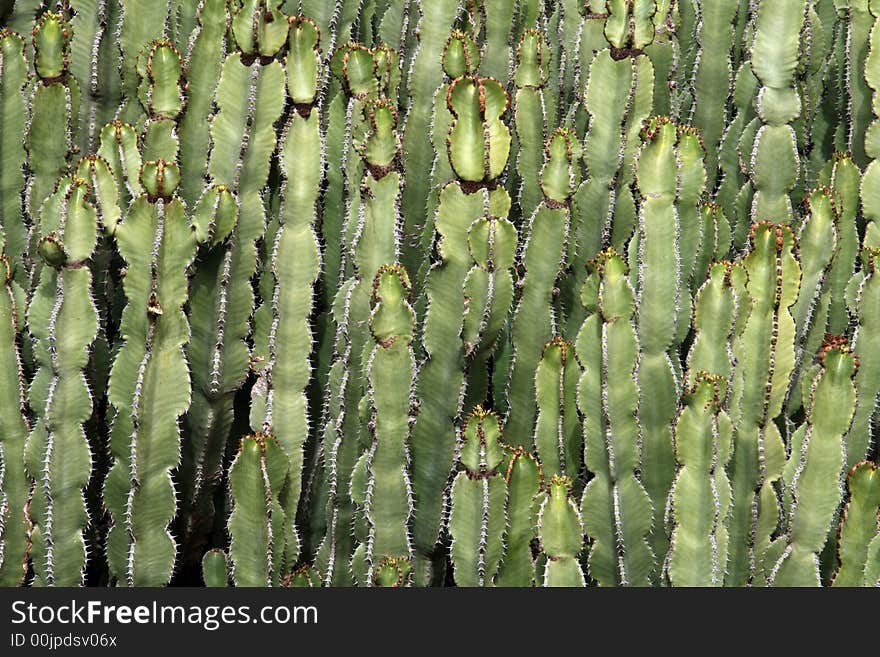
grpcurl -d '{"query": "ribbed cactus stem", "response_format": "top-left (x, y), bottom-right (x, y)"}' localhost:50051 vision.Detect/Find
top-left (534, 337), bottom-right (581, 480)
top-left (355, 265), bottom-right (416, 584)
top-left (104, 161), bottom-right (196, 586)
top-left (538, 474), bottom-right (585, 586)
top-left (849, 247), bottom-right (880, 467)
top-left (0, 255), bottom-right (31, 585)
top-left (227, 432), bottom-right (289, 586)
top-left (25, 177), bottom-right (98, 586)
top-left (0, 31), bottom-right (28, 283)
top-left (513, 29), bottom-right (550, 225)
top-left (577, 249), bottom-right (655, 586)
top-left (249, 16), bottom-right (322, 573)
top-left (769, 339), bottom-right (857, 586)
top-left (26, 12), bottom-right (80, 229)
top-left (180, 20), bottom-right (285, 560)
top-left (748, 0), bottom-right (807, 224)
top-left (410, 74), bottom-right (512, 585)
top-left (633, 116), bottom-right (680, 566)
top-left (506, 129), bottom-right (579, 443)
top-left (727, 222), bottom-right (800, 586)
top-left (832, 461), bottom-right (880, 586)
top-left (449, 407), bottom-right (507, 586)
top-left (317, 91), bottom-right (402, 585)
top-left (668, 374), bottom-right (733, 587)
top-left (495, 446), bottom-right (542, 586)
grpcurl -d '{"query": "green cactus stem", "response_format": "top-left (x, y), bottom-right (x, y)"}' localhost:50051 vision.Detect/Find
top-left (449, 407), bottom-right (507, 587)
top-left (26, 12), bottom-right (80, 228)
top-left (534, 337), bottom-right (582, 480)
top-left (0, 255), bottom-right (31, 585)
top-left (849, 247), bottom-right (880, 467)
top-left (577, 249), bottom-right (655, 586)
top-left (104, 161), bottom-right (197, 586)
top-left (352, 265), bottom-right (416, 584)
top-left (832, 461), bottom-right (880, 586)
top-left (747, 0), bottom-right (807, 224)
top-left (726, 222), bottom-right (800, 586)
top-left (201, 548), bottom-right (229, 587)
top-left (25, 177), bottom-right (98, 586)
top-left (177, 0), bottom-right (229, 208)
top-left (667, 374), bottom-right (733, 587)
top-left (0, 31), bottom-right (28, 283)
top-left (633, 117), bottom-right (680, 566)
top-left (495, 446), bottom-right (542, 586)
top-left (227, 433), bottom-right (289, 586)
top-left (179, 24), bottom-right (285, 561)
top-left (399, 0), bottom-right (459, 278)
top-left (769, 339), bottom-right (857, 586)
top-left (537, 474), bottom-right (585, 586)
top-left (506, 129), bottom-right (579, 442)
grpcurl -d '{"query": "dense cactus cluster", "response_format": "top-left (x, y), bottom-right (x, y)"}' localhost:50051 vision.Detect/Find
top-left (1, 0), bottom-right (879, 588)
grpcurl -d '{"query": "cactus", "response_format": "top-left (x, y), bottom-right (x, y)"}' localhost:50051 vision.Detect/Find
top-left (769, 339), bottom-right (857, 586)
top-left (352, 265), bottom-right (416, 584)
top-left (227, 433), bottom-right (289, 586)
top-left (667, 374), bottom-right (733, 587)
top-left (25, 177), bottom-right (98, 586)
top-left (506, 129), bottom-right (579, 442)
top-left (537, 475), bottom-right (585, 586)
top-left (449, 407), bottom-right (507, 587)
top-left (495, 446), bottom-right (542, 587)
top-left (0, 255), bottom-right (30, 585)
top-left (577, 249), bottom-right (654, 586)
top-left (832, 461), bottom-right (880, 586)
top-left (0, 31), bottom-right (28, 282)
top-left (726, 222), bottom-right (801, 586)
top-left (3, 0), bottom-right (880, 590)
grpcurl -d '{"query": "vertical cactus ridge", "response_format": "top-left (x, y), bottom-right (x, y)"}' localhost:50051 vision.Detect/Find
top-left (70, 0), bottom-right (123, 154)
top-left (726, 222), bottom-right (801, 586)
top-left (849, 247), bottom-right (880, 467)
top-left (104, 162), bottom-right (196, 586)
top-left (354, 265), bottom-right (415, 584)
top-left (769, 339), bottom-right (857, 586)
top-left (118, 0), bottom-right (168, 123)
top-left (832, 461), bottom-right (880, 586)
top-left (538, 474), bottom-right (585, 586)
top-left (687, 261), bottom-right (747, 395)
top-left (250, 19), bottom-right (323, 571)
top-left (748, 0), bottom-right (807, 224)
top-left (0, 255), bottom-right (31, 585)
top-left (667, 374), bottom-right (733, 587)
top-left (785, 187), bottom-right (837, 416)
top-left (690, 0), bottom-right (739, 188)
top-left (26, 12), bottom-right (80, 230)
top-left (227, 432), bottom-right (289, 586)
top-left (513, 29), bottom-right (549, 227)
top-left (399, 0), bottom-right (458, 278)
top-left (822, 154), bottom-right (861, 335)
top-left (177, 0), bottom-right (229, 208)
top-left (534, 337), bottom-right (582, 481)
top-left (316, 91), bottom-right (401, 586)
top-left (180, 32), bottom-right (285, 561)
top-left (577, 249), bottom-right (655, 587)
top-left (449, 406), bottom-right (507, 587)
top-left (633, 117), bottom-right (680, 566)
top-left (495, 446), bottom-right (542, 586)
top-left (25, 178), bottom-right (98, 586)
top-left (0, 31), bottom-right (28, 282)
top-left (506, 129), bottom-right (579, 443)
